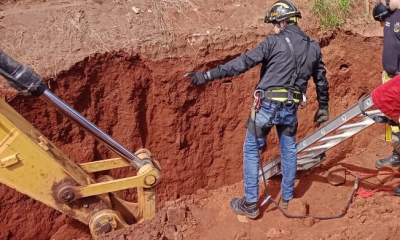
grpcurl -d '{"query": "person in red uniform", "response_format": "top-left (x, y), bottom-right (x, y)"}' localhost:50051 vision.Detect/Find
top-left (372, 75), bottom-right (400, 127)
top-left (372, 0), bottom-right (400, 169)
top-left (371, 74), bottom-right (400, 195)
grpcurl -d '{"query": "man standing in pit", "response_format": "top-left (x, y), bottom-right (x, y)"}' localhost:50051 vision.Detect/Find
top-left (372, 1), bottom-right (400, 179)
top-left (184, 0), bottom-right (329, 218)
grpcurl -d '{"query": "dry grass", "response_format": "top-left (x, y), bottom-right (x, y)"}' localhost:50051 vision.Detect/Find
top-left (150, 0), bottom-right (209, 47)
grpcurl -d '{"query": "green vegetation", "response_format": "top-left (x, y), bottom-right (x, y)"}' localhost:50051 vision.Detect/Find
top-left (337, 0), bottom-right (353, 12)
top-left (312, 0), bottom-right (355, 30)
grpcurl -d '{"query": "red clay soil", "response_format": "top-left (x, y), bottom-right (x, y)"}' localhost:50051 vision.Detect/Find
top-left (0, 0), bottom-right (399, 240)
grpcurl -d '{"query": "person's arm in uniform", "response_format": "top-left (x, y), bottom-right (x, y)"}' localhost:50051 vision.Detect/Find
top-left (312, 51), bottom-right (329, 107)
top-left (185, 38), bottom-right (272, 86)
top-left (312, 50), bottom-right (330, 123)
top-left (209, 39), bottom-right (271, 79)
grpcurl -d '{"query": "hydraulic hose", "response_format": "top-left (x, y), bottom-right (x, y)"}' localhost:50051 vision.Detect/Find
top-left (262, 184), bottom-right (357, 220)
top-left (0, 49), bottom-right (144, 170)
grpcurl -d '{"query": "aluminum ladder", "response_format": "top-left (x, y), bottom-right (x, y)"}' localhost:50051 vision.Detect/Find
top-left (259, 94), bottom-right (381, 180)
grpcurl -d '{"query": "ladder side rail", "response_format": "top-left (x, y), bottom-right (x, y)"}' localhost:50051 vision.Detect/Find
top-left (296, 94), bottom-right (374, 152)
top-left (259, 94), bottom-right (375, 180)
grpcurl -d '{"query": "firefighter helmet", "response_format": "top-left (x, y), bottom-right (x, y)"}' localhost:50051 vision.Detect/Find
top-left (372, 2), bottom-right (389, 22)
top-left (264, 0), bottom-right (302, 24)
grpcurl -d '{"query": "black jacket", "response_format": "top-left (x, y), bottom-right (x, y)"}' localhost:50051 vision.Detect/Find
top-left (382, 9), bottom-right (400, 77)
top-left (210, 25), bottom-right (329, 107)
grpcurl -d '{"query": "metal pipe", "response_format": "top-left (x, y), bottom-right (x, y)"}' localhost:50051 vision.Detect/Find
top-left (0, 49), bottom-right (143, 169)
top-left (40, 89), bottom-right (143, 170)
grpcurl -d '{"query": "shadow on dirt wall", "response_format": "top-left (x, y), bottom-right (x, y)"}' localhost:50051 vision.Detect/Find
top-left (0, 30), bottom-right (385, 240)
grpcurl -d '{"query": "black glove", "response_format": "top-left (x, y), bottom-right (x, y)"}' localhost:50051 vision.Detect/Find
top-left (184, 71), bottom-right (211, 86)
top-left (314, 105), bottom-right (329, 124)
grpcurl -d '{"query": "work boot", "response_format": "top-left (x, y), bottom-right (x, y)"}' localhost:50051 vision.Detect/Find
top-left (394, 186), bottom-right (400, 196)
top-left (391, 134), bottom-right (400, 154)
top-left (375, 150), bottom-right (400, 169)
top-left (230, 197), bottom-right (260, 219)
top-left (282, 199), bottom-right (289, 209)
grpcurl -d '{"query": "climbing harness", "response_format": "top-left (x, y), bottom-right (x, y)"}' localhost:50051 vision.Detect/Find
top-left (281, 31), bottom-right (310, 109)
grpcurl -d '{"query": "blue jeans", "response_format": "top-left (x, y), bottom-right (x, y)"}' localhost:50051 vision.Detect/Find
top-left (243, 100), bottom-right (298, 202)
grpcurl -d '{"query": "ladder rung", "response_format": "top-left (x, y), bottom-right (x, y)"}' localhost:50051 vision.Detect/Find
top-left (297, 153), bottom-right (314, 160)
top-left (319, 132), bottom-right (349, 142)
top-left (298, 158), bottom-right (320, 166)
top-left (338, 119), bottom-right (374, 130)
top-left (259, 94), bottom-right (377, 181)
top-left (303, 143), bottom-right (333, 152)
top-left (363, 110), bottom-right (382, 115)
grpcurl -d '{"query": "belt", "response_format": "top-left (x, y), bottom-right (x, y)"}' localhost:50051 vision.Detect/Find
top-left (258, 89), bottom-right (302, 103)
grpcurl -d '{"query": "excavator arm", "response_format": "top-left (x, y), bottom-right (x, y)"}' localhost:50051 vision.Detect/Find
top-left (0, 49), bottom-right (161, 237)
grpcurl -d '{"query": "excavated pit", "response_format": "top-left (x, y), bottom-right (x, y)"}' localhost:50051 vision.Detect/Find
top-left (0, 31), bottom-right (386, 240)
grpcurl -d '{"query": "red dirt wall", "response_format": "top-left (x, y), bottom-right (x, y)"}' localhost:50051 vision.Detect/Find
top-left (0, 30), bottom-right (384, 240)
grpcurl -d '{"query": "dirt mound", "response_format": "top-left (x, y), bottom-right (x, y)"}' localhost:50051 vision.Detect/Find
top-left (94, 176), bottom-right (400, 240)
top-left (96, 196), bottom-right (200, 240)
top-left (1, 0), bottom-right (398, 240)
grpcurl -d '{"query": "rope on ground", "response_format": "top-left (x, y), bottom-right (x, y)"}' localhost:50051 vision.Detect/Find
top-left (261, 168), bottom-right (400, 219)
top-left (346, 169), bottom-right (400, 198)
top-left (355, 187), bottom-right (395, 198)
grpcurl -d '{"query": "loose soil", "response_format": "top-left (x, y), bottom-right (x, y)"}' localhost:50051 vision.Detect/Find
top-left (0, 0), bottom-right (399, 240)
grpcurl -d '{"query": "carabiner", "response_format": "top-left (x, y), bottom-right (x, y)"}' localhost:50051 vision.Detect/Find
top-left (284, 100), bottom-right (295, 109)
top-left (253, 89), bottom-right (264, 100)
